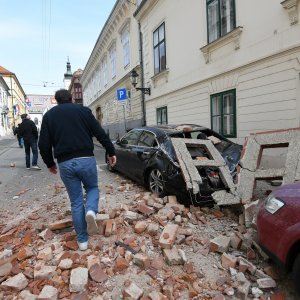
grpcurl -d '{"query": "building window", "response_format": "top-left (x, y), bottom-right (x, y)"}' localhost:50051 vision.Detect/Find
top-left (153, 23), bottom-right (166, 74)
top-left (156, 106), bottom-right (168, 125)
top-left (207, 0), bottom-right (236, 43)
top-left (121, 27), bottom-right (130, 67)
top-left (98, 64), bottom-right (101, 91)
top-left (110, 46), bottom-right (116, 78)
top-left (211, 89), bottom-right (236, 138)
top-left (103, 58), bottom-right (108, 85)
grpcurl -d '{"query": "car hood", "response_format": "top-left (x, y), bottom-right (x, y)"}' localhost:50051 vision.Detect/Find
top-left (274, 182), bottom-right (300, 199)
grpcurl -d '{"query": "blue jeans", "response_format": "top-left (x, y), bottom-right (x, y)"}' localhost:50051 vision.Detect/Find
top-left (18, 137), bottom-right (24, 147)
top-left (58, 157), bottom-right (99, 243)
top-left (24, 140), bottom-right (38, 168)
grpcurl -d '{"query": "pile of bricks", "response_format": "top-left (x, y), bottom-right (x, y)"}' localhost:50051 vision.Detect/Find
top-left (0, 185), bottom-right (285, 299)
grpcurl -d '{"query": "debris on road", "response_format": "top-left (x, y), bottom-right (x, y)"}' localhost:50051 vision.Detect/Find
top-left (0, 184), bottom-right (289, 299)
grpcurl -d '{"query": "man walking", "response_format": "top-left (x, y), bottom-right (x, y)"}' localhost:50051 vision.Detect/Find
top-left (18, 114), bottom-right (40, 170)
top-left (38, 89), bottom-right (116, 251)
top-left (13, 123), bottom-right (24, 148)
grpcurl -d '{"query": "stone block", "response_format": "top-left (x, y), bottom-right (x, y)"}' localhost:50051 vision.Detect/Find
top-left (37, 285), bottom-right (58, 300)
top-left (163, 247), bottom-right (184, 265)
top-left (123, 282), bottom-right (143, 300)
top-left (1, 272), bottom-right (28, 291)
top-left (209, 235), bottom-right (231, 253)
top-left (34, 265), bottom-right (57, 280)
top-left (257, 277), bottom-right (277, 289)
top-left (69, 267), bottom-right (88, 293)
top-left (159, 224), bottom-right (179, 249)
top-left (134, 221), bottom-right (148, 234)
top-left (133, 253), bottom-right (150, 269)
top-left (221, 253), bottom-right (237, 269)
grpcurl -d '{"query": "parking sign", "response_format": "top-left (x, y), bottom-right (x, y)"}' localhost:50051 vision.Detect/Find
top-left (117, 88), bottom-right (127, 101)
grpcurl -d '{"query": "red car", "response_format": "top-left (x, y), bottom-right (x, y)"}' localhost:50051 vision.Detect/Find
top-left (257, 181), bottom-right (300, 294)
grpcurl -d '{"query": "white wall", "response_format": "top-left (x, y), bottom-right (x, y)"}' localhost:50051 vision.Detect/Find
top-left (136, 0), bottom-right (300, 143)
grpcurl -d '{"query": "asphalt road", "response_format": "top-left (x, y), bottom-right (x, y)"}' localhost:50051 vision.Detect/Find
top-left (0, 136), bottom-right (106, 204)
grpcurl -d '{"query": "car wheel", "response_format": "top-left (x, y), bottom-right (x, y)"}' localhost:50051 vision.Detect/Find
top-left (293, 253), bottom-right (300, 295)
top-left (148, 168), bottom-right (166, 197)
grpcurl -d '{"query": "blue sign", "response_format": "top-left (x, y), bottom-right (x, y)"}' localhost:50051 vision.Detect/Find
top-left (117, 88), bottom-right (127, 101)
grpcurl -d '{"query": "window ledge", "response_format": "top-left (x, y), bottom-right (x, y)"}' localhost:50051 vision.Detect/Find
top-left (281, 0), bottom-right (299, 25)
top-left (150, 68), bottom-right (169, 87)
top-left (200, 26), bottom-right (243, 64)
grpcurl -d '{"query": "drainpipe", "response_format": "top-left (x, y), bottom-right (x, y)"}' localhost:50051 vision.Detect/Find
top-left (138, 22), bottom-right (146, 126)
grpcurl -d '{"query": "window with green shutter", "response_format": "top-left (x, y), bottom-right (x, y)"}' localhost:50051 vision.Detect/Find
top-left (156, 106), bottom-right (168, 125)
top-left (211, 89), bottom-right (236, 138)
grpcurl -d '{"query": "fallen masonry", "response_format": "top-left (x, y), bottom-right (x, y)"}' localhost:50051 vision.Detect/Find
top-left (0, 188), bottom-right (288, 299)
top-left (171, 128), bottom-right (300, 207)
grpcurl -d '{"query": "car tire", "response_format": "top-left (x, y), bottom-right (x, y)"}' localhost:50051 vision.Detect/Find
top-left (292, 253), bottom-right (300, 296)
top-left (148, 168), bottom-right (166, 197)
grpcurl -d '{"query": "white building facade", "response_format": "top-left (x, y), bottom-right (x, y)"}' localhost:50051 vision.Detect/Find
top-left (81, 0), bottom-right (145, 139)
top-left (134, 0), bottom-right (300, 144)
top-left (83, 0), bottom-right (300, 143)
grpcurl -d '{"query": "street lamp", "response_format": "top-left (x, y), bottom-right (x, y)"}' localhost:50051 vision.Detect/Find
top-left (130, 70), bottom-right (151, 95)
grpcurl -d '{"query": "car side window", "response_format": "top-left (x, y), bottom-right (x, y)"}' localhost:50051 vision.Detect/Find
top-left (121, 130), bottom-right (141, 146)
top-left (138, 131), bottom-right (158, 147)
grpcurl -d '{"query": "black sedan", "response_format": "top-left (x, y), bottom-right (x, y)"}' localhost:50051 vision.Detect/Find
top-left (107, 124), bottom-right (242, 205)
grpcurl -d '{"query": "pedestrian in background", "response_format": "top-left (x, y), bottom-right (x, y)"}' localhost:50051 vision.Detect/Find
top-left (18, 114), bottom-right (41, 170)
top-left (13, 124), bottom-right (24, 148)
top-left (38, 89), bottom-right (116, 251)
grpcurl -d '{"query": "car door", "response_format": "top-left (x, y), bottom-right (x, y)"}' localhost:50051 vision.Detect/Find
top-left (115, 129), bottom-right (142, 180)
top-left (135, 130), bottom-right (159, 180)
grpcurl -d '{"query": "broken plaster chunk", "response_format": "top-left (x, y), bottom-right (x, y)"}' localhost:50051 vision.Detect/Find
top-left (243, 200), bottom-right (259, 228)
top-left (212, 190), bottom-right (240, 206)
top-left (69, 267), bottom-right (88, 293)
top-left (257, 277), bottom-right (277, 289)
top-left (239, 136), bottom-right (261, 171)
top-left (38, 285), bottom-right (58, 300)
top-left (159, 224), bottom-right (179, 249)
top-left (209, 235), bottom-right (231, 253)
top-left (163, 247), bottom-right (184, 265)
top-left (0, 262), bottom-right (12, 277)
top-left (1, 273), bottom-right (28, 291)
top-left (96, 214), bottom-right (110, 221)
top-left (123, 282), bottom-right (143, 300)
top-left (124, 211), bottom-right (139, 221)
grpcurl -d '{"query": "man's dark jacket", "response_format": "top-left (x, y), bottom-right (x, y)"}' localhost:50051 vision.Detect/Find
top-left (19, 119), bottom-right (38, 143)
top-left (38, 103), bottom-right (115, 168)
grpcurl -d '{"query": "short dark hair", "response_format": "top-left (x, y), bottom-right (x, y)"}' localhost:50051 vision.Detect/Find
top-left (21, 113), bottom-right (27, 120)
top-left (55, 89), bottom-right (72, 103)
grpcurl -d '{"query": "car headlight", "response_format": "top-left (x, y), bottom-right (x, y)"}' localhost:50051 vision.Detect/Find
top-left (264, 194), bottom-right (284, 214)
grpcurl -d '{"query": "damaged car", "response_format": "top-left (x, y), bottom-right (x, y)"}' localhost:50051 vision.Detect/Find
top-left (257, 181), bottom-right (300, 295)
top-left (106, 124), bottom-right (242, 205)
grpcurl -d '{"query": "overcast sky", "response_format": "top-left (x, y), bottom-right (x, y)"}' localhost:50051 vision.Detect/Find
top-left (0, 0), bottom-right (116, 95)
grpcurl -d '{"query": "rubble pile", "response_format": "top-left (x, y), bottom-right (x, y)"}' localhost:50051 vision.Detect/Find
top-left (0, 180), bottom-right (285, 300)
